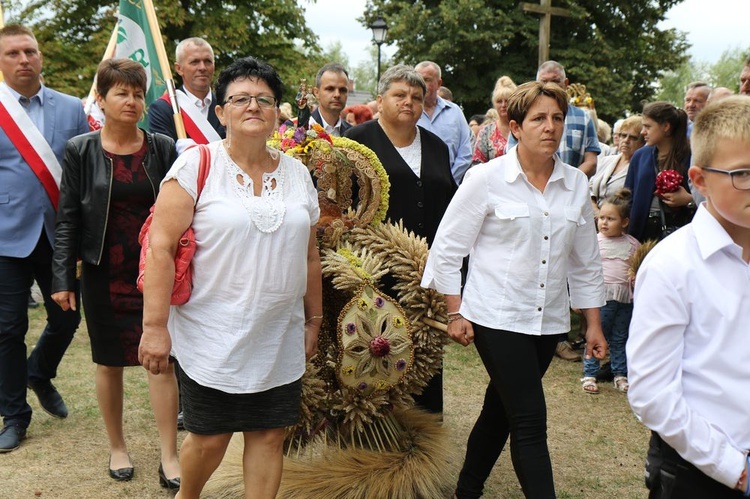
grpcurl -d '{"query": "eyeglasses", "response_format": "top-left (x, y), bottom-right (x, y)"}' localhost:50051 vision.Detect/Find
top-left (224, 94), bottom-right (277, 109)
top-left (701, 167), bottom-right (750, 190)
top-left (617, 132), bottom-right (641, 142)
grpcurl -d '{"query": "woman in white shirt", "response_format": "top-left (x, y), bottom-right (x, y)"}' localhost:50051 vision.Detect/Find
top-left (138, 57), bottom-right (322, 499)
top-left (422, 81), bottom-right (606, 499)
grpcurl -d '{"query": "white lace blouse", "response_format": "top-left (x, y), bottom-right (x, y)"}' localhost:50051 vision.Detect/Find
top-left (161, 142), bottom-right (319, 394)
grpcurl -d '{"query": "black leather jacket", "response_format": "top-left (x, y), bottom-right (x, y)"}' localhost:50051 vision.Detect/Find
top-left (51, 129), bottom-right (176, 293)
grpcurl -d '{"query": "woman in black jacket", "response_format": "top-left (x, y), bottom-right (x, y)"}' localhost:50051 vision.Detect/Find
top-left (51, 59), bottom-right (180, 488)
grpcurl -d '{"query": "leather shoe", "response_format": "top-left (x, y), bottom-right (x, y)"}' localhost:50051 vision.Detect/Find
top-left (0, 425), bottom-right (26, 453)
top-left (109, 455), bottom-right (134, 481)
top-left (554, 341), bottom-right (582, 362)
top-left (158, 463), bottom-right (180, 491)
top-left (27, 379), bottom-right (68, 418)
top-left (176, 410), bottom-right (184, 431)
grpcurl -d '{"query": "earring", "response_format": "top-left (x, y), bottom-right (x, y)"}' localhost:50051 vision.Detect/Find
top-left (225, 119), bottom-right (232, 154)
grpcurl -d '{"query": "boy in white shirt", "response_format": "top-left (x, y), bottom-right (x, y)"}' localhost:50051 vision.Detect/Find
top-left (627, 95), bottom-right (750, 498)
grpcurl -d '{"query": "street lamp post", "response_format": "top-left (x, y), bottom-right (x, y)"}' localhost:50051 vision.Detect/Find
top-left (369, 16), bottom-right (388, 86)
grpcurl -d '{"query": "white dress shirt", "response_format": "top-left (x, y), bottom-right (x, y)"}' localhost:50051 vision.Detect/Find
top-left (627, 205), bottom-right (750, 488)
top-left (182, 86), bottom-right (212, 119)
top-left (309, 112), bottom-right (343, 137)
top-left (421, 146), bottom-right (604, 335)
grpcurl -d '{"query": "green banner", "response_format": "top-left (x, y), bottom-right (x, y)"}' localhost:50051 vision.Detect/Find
top-left (115, 0), bottom-right (166, 129)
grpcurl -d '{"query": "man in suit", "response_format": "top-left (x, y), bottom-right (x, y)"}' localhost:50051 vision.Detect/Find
top-left (0, 24), bottom-right (89, 452)
top-left (310, 62), bottom-right (352, 136)
top-left (148, 37), bottom-right (225, 143)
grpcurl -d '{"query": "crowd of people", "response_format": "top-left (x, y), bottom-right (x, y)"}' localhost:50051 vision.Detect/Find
top-left (2, 20), bottom-right (749, 499)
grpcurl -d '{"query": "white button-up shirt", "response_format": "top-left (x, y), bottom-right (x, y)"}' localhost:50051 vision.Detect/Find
top-left (627, 205), bottom-right (750, 488)
top-left (309, 113), bottom-right (343, 137)
top-left (421, 146), bottom-right (604, 335)
top-left (183, 87), bottom-right (212, 119)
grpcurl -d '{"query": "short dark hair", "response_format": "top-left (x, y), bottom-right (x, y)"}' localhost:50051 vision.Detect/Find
top-left (315, 62), bottom-right (348, 87)
top-left (507, 81), bottom-right (568, 125)
top-left (96, 59), bottom-right (147, 98)
top-left (469, 114), bottom-right (485, 124)
top-left (215, 56), bottom-right (283, 107)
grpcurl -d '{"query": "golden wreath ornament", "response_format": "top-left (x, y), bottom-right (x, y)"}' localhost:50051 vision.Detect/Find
top-left (204, 122), bottom-right (454, 499)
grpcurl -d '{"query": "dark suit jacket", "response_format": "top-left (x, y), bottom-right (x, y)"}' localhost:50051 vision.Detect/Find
top-left (147, 88), bottom-right (225, 141)
top-left (312, 108), bottom-right (352, 136)
top-left (345, 120), bottom-right (456, 245)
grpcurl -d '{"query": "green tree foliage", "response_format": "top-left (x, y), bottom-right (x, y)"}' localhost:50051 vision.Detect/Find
top-left (10, 0), bottom-right (325, 101)
top-left (362, 0), bottom-right (689, 122)
top-left (656, 46), bottom-right (750, 105)
top-left (655, 59), bottom-right (708, 106)
top-left (710, 47), bottom-right (750, 91)
top-left (320, 40), bottom-right (351, 71)
top-left (352, 45), bottom-right (393, 97)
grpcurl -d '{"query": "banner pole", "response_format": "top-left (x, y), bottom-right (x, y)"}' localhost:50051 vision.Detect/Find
top-left (84, 23), bottom-right (118, 116)
top-left (142, 0), bottom-right (186, 138)
top-left (0, 2), bottom-right (5, 82)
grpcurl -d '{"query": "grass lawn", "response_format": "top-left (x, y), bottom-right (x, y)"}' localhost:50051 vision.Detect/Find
top-left (0, 309), bottom-right (650, 498)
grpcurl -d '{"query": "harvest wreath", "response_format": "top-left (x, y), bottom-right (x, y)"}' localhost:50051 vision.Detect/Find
top-left (204, 123), bottom-right (453, 498)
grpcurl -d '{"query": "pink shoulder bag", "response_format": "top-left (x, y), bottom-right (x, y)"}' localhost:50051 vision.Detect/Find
top-left (137, 144), bottom-right (211, 305)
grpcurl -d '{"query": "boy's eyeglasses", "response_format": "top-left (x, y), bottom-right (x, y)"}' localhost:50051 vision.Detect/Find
top-left (224, 94), bottom-right (277, 109)
top-left (701, 167), bottom-right (750, 190)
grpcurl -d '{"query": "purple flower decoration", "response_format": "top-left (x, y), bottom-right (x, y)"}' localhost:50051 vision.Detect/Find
top-left (346, 322), bottom-right (356, 335)
top-left (396, 359), bottom-right (407, 371)
top-left (374, 296), bottom-right (385, 308)
top-left (293, 127), bottom-right (306, 143)
top-left (358, 382), bottom-right (368, 391)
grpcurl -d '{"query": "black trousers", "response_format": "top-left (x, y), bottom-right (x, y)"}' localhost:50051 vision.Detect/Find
top-left (646, 432), bottom-right (744, 499)
top-left (455, 325), bottom-right (559, 499)
top-left (0, 232), bottom-right (80, 427)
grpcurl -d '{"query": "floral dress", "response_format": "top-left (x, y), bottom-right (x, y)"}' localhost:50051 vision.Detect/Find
top-left (472, 121), bottom-right (508, 164)
top-left (81, 139), bottom-right (153, 366)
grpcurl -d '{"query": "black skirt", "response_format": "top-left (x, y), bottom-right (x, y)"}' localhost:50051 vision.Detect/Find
top-left (179, 369), bottom-right (301, 435)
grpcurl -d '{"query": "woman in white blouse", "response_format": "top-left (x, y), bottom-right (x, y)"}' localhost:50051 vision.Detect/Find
top-left (138, 57), bottom-right (322, 499)
top-left (422, 81), bottom-right (606, 499)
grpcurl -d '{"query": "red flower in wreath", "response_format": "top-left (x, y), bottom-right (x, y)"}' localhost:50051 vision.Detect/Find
top-left (654, 170), bottom-right (683, 197)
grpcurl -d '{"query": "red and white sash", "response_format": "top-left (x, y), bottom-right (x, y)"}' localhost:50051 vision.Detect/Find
top-left (0, 84), bottom-right (62, 209)
top-left (160, 91), bottom-right (221, 144)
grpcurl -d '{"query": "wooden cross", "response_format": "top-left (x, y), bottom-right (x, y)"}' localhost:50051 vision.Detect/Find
top-left (520, 0), bottom-right (571, 66)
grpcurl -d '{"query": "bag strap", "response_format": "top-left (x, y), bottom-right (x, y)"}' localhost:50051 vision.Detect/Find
top-left (657, 199), bottom-right (668, 232)
top-left (196, 144), bottom-right (211, 199)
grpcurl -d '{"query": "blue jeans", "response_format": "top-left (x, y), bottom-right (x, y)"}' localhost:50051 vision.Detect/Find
top-left (583, 300), bottom-right (632, 378)
top-left (0, 233), bottom-right (80, 428)
top-left (456, 325), bottom-right (559, 499)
